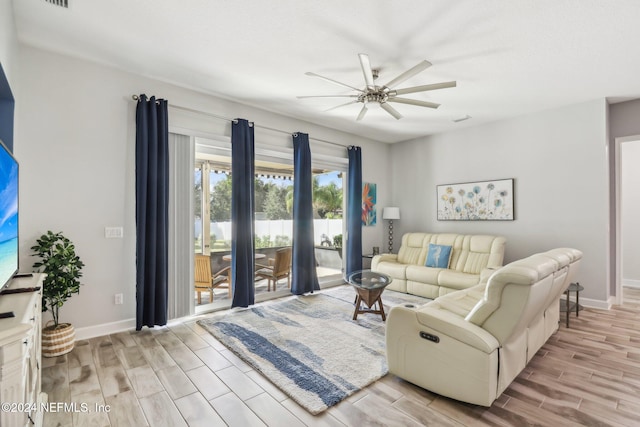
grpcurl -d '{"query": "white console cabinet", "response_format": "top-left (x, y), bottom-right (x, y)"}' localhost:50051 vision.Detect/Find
top-left (0, 274), bottom-right (46, 427)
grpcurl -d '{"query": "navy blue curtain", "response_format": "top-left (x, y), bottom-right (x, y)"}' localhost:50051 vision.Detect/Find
top-left (291, 133), bottom-right (320, 294)
top-left (346, 146), bottom-right (363, 275)
top-left (231, 119), bottom-right (255, 307)
top-left (135, 94), bottom-right (169, 330)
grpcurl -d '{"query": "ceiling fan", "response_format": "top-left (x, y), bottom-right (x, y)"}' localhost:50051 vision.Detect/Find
top-left (298, 53), bottom-right (456, 121)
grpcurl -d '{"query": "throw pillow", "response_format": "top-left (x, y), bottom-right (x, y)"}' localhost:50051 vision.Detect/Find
top-left (425, 244), bottom-right (452, 268)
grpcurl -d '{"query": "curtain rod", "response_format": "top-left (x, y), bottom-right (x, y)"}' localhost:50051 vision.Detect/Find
top-left (132, 94), bottom-right (348, 149)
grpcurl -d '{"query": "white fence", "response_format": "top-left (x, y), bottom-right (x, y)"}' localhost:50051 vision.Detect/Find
top-left (201, 218), bottom-right (343, 246)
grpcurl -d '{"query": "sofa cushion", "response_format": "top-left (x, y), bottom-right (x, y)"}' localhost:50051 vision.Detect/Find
top-left (426, 244), bottom-right (452, 268)
top-left (375, 260), bottom-right (409, 280)
top-left (462, 252), bottom-right (491, 274)
top-left (406, 265), bottom-right (442, 285)
top-left (438, 270), bottom-right (482, 290)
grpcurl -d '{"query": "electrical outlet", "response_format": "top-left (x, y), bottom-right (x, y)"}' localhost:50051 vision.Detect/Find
top-left (105, 227), bottom-right (123, 239)
top-left (114, 293), bottom-right (123, 305)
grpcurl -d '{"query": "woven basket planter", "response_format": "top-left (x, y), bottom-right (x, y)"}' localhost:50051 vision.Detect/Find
top-left (42, 322), bottom-right (75, 357)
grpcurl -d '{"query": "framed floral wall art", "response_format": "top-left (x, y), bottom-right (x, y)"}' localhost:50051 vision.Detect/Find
top-left (437, 178), bottom-right (514, 221)
top-left (362, 182), bottom-right (377, 226)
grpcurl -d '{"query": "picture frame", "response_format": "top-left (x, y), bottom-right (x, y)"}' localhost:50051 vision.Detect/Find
top-left (437, 178), bottom-right (514, 221)
top-left (362, 182), bottom-right (377, 226)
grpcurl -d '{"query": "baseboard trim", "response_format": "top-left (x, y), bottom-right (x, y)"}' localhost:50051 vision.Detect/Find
top-left (74, 318), bottom-right (136, 340)
top-left (573, 296), bottom-right (611, 310)
top-left (623, 279), bottom-right (640, 289)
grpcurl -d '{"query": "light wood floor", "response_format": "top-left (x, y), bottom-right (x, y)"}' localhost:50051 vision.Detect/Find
top-left (42, 287), bottom-right (640, 427)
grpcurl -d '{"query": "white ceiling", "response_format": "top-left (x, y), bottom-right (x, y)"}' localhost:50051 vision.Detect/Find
top-left (11, 0), bottom-right (640, 143)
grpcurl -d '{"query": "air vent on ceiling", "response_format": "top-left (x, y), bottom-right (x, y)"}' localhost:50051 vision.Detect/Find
top-left (45, 0), bottom-right (68, 8)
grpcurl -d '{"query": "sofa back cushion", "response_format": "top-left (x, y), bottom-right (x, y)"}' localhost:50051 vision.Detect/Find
top-left (450, 235), bottom-right (506, 273)
top-left (397, 233), bottom-right (430, 265)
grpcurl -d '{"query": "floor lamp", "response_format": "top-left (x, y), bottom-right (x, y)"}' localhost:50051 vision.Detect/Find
top-left (382, 207), bottom-right (400, 253)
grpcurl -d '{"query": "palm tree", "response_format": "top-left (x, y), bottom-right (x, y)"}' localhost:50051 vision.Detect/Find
top-left (314, 182), bottom-right (343, 218)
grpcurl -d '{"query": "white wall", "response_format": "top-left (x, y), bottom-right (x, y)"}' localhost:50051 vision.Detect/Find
top-left (621, 141), bottom-right (640, 286)
top-left (390, 99), bottom-right (609, 303)
top-left (15, 45), bottom-right (390, 331)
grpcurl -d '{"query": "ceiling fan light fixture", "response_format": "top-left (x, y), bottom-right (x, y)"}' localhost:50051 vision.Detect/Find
top-left (300, 54), bottom-right (456, 121)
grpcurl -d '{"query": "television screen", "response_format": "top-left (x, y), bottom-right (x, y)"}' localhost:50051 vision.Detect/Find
top-left (0, 139), bottom-right (18, 289)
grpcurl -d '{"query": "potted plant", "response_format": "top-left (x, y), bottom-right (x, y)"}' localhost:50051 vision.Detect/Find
top-left (31, 231), bottom-right (85, 357)
top-left (332, 234), bottom-right (342, 249)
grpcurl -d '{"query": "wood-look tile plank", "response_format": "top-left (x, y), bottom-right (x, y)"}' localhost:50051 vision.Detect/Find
top-left (350, 393), bottom-right (426, 427)
top-left (109, 331), bottom-right (137, 350)
top-left (280, 398), bottom-right (346, 427)
top-left (164, 343), bottom-right (205, 371)
top-left (67, 340), bottom-right (94, 368)
top-left (126, 365), bottom-right (165, 398)
top-left (215, 365), bottom-right (264, 401)
top-left (174, 392), bottom-right (227, 427)
top-left (91, 338), bottom-right (121, 368)
top-left (220, 348), bottom-right (253, 372)
top-left (209, 392), bottom-right (267, 427)
top-left (391, 397), bottom-right (466, 427)
top-left (95, 364), bottom-right (133, 398)
top-left (156, 365), bottom-right (197, 400)
top-left (115, 346), bottom-right (148, 370)
top-left (139, 391), bottom-right (188, 427)
top-left (194, 346), bottom-right (233, 371)
top-left (185, 365), bottom-right (231, 400)
top-left (245, 392), bottom-right (306, 427)
top-left (68, 364), bottom-right (101, 397)
top-left (42, 364), bottom-right (73, 427)
top-left (71, 389), bottom-right (111, 427)
top-left (140, 344), bottom-right (177, 371)
top-left (245, 370), bottom-right (288, 402)
top-left (104, 390), bottom-right (149, 427)
top-left (153, 330), bottom-right (185, 349)
top-left (169, 323), bottom-right (210, 351)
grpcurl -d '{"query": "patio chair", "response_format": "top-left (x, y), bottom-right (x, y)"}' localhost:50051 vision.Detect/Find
top-left (255, 247), bottom-right (292, 291)
top-left (194, 254), bottom-right (231, 304)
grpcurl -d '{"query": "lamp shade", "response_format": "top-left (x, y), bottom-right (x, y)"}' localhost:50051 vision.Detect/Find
top-left (382, 207), bottom-right (400, 220)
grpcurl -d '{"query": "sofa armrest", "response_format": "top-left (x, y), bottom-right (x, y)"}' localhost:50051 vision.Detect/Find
top-left (479, 267), bottom-right (498, 285)
top-left (412, 305), bottom-right (500, 354)
top-left (372, 253), bottom-right (398, 270)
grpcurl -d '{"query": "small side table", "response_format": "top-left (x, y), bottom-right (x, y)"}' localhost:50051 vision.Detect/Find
top-left (560, 282), bottom-right (583, 328)
top-left (346, 270), bottom-right (392, 321)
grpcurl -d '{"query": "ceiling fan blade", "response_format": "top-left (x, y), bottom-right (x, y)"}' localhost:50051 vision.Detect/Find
top-left (383, 60), bottom-right (432, 89)
top-left (380, 102), bottom-right (403, 120)
top-left (325, 100), bottom-right (359, 112)
top-left (358, 53), bottom-right (375, 88)
top-left (356, 104), bottom-right (368, 121)
top-left (387, 97), bottom-right (440, 109)
top-left (392, 81), bottom-right (457, 96)
top-left (305, 72), bottom-right (363, 92)
top-left (297, 95), bottom-right (359, 99)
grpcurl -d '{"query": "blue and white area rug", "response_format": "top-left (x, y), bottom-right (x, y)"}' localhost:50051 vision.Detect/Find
top-left (197, 286), bottom-right (429, 414)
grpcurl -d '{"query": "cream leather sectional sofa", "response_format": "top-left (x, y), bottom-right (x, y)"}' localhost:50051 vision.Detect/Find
top-left (372, 233), bottom-right (507, 298)
top-left (385, 247), bottom-right (582, 406)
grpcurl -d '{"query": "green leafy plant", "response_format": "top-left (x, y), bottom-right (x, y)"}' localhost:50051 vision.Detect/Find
top-left (333, 234), bottom-right (342, 248)
top-left (31, 231), bottom-right (85, 327)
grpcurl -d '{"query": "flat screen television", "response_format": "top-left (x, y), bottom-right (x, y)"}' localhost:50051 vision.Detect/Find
top-left (0, 139), bottom-right (18, 290)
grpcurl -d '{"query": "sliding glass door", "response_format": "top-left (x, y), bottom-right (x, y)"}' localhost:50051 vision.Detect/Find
top-left (193, 137), bottom-right (346, 312)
